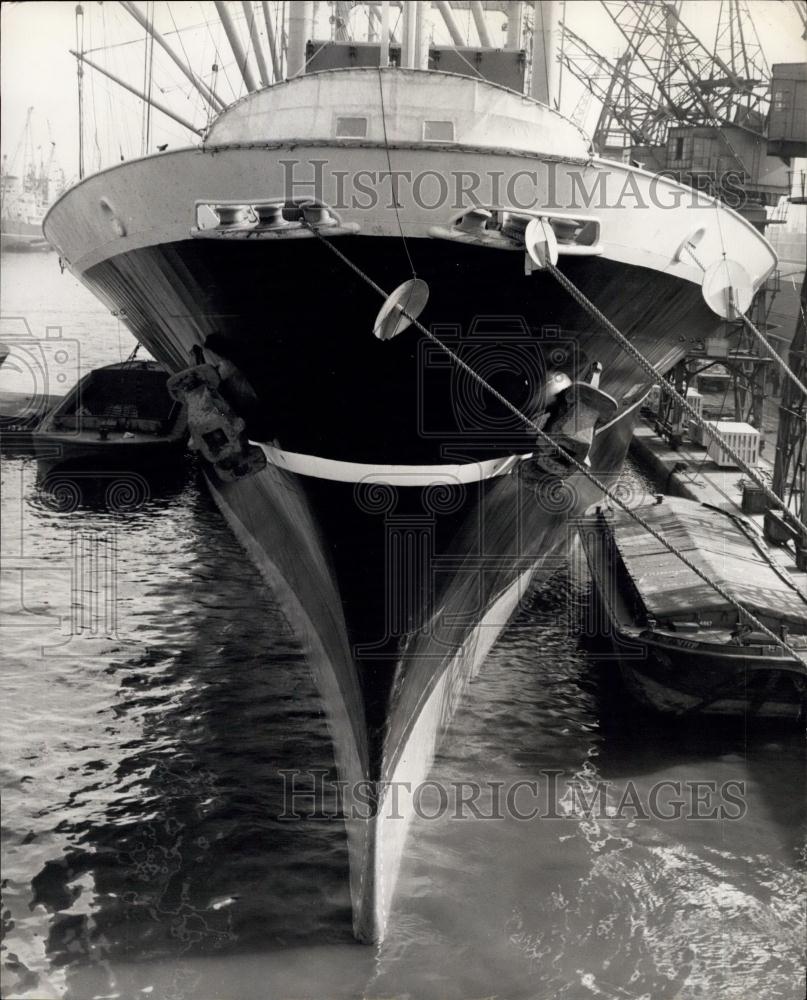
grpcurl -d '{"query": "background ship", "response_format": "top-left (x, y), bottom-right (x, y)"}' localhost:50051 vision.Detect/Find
top-left (42, 1), bottom-right (780, 942)
top-left (1, 107), bottom-right (64, 251)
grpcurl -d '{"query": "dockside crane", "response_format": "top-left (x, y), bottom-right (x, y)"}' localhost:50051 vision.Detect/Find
top-left (562, 1), bottom-right (784, 204)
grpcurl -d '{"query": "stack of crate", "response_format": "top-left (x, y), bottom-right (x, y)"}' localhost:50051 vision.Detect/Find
top-left (705, 421), bottom-right (760, 467)
top-left (686, 387), bottom-right (704, 442)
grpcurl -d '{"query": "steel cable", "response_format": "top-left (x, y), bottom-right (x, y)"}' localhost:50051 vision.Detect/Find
top-left (307, 227), bottom-right (807, 668)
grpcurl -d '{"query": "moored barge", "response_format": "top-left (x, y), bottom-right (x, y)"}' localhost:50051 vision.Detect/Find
top-left (580, 496), bottom-right (807, 721)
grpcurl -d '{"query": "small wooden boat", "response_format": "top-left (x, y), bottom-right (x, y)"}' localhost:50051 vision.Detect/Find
top-left (0, 390), bottom-right (63, 452)
top-left (580, 496), bottom-right (807, 721)
top-left (34, 360), bottom-right (187, 469)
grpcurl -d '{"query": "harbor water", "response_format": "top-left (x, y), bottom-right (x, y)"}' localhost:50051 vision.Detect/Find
top-left (1, 252), bottom-right (804, 1000)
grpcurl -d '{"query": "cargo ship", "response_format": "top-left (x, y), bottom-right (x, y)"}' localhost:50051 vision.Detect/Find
top-left (1, 108), bottom-right (63, 251)
top-left (43, 1), bottom-right (777, 942)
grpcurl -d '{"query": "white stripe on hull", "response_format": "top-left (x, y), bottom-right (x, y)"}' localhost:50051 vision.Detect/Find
top-left (254, 389), bottom-right (649, 486)
top-left (257, 441), bottom-right (524, 485)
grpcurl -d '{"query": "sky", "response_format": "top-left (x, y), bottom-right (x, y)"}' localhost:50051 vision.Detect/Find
top-left (1, 0), bottom-right (806, 184)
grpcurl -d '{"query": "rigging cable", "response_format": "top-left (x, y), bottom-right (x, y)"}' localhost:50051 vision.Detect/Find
top-left (85, 13), bottom-right (102, 170)
top-left (282, 0), bottom-right (288, 77)
top-left (145, 0), bottom-right (155, 153)
top-left (204, 15), bottom-right (237, 102)
top-left (168, 0), bottom-right (212, 119)
top-left (76, 4), bottom-right (85, 179)
top-left (681, 242), bottom-right (807, 401)
top-left (376, 67), bottom-right (416, 278)
top-left (140, 0), bottom-right (156, 155)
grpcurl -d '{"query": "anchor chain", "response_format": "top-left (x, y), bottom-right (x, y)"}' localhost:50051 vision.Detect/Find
top-left (308, 227), bottom-right (806, 669)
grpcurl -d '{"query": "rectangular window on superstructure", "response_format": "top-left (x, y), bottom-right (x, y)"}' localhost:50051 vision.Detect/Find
top-left (335, 116), bottom-right (368, 138)
top-left (423, 120), bottom-right (455, 142)
top-left (773, 89), bottom-right (789, 112)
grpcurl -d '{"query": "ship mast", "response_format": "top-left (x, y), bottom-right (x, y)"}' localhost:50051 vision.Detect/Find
top-left (467, 2), bottom-right (490, 46)
top-left (435, 1), bottom-right (465, 46)
top-left (120, 1), bottom-right (226, 111)
top-left (241, 1), bottom-right (272, 86)
top-left (261, 1), bottom-right (282, 81)
top-left (530, 0), bottom-right (561, 107)
top-left (379, 0), bottom-right (390, 67)
top-left (215, 0), bottom-right (259, 92)
top-left (287, 0), bottom-right (314, 77)
top-left (68, 0), bottom-right (569, 174)
top-left (69, 50), bottom-right (203, 135)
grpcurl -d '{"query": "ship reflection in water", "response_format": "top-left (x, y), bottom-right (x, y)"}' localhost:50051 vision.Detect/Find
top-left (1, 256), bottom-right (804, 1000)
top-left (0, 458), bottom-right (803, 1000)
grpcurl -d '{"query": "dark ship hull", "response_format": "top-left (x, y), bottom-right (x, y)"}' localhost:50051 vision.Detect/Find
top-left (64, 234), bottom-right (720, 939)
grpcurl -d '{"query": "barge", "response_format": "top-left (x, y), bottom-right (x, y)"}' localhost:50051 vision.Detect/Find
top-left (580, 497), bottom-right (807, 721)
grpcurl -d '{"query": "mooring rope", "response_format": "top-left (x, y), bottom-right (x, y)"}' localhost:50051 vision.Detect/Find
top-left (682, 242), bottom-right (807, 400)
top-left (738, 311), bottom-right (807, 400)
top-left (544, 260), bottom-right (807, 540)
top-left (377, 68), bottom-right (416, 279)
top-left (308, 228), bottom-right (806, 669)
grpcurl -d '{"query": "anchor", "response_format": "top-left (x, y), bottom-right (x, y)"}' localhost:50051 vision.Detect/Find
top-left (167, 363), bottom-right (266, 482)
top-left (526, 363), bottom-right (618, 479)
top-left (201, 334), bottom-right (263, 427)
